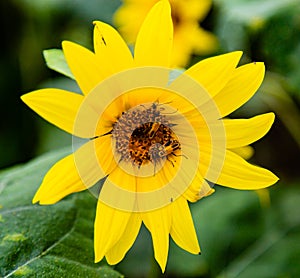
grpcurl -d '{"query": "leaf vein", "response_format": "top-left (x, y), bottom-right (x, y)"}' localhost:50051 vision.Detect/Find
top-left (1, 205), bottom-right (38, 216)
top-left (3, 209), bottom-right (77, 278)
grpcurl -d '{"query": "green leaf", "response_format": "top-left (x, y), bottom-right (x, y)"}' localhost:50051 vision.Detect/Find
top-left (0, 149), bottom-right (123, 278)
top-left (43, 49), bottom-right (75, 80)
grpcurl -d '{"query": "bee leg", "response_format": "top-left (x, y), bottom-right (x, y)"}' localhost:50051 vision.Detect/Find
top-left (172, 153), bottom-right (189, 159)
top-left (167, 157), bottom-right (175, 167)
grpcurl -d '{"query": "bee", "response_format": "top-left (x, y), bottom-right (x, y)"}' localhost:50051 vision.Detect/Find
top-left (158, 139), bottom-right (180, 158)
top-left (150, 139), bottom-right (180, 161)
top-left (149, 139), bottom-right (181, 175)
top-left (148, 122), bottom-right (161, 139)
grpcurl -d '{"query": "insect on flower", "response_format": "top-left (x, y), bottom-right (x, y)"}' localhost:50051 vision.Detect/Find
top-left (148, 135), bottom-right (181, 169)
top-left (147, 122), bottom-right (161, 139)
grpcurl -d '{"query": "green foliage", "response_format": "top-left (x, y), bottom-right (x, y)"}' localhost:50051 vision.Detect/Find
top-left (215, 0), bottom-right (300, 96)
top-left (0, 149), bottom-right (123, 278)
top-left (14, 0), bottom-right (121, 24)
top-left (116, 185), bottom-right (300, 277)
top-left (43, 49), bottom-right (74, 80)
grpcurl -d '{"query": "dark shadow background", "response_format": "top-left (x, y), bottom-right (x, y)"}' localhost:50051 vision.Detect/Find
top-left (0, 0), bottom-right (120, 168)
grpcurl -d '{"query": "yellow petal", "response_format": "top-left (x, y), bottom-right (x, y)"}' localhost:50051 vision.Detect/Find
top-left (134, 0), bottom-right (173, 67)
top-left (216, 150), bottom-right (279, 189)
top-left (94, 201), bottom-right (132, 263)
top-left (93, 21), bottom-right (133, 75)
top-left (170, 197), bottom-right (200, 254)
top-left (94, 135), bottom-right (117, 175)
top-left (105, 213), bottom-right (142, 265)
top-left (132, 151), bottom-right (187, 212)
top-left (33, 138), bottom-right (109, 204)
top-left (141, 204), bottom-right (172, 272)
top-left (21, 89), bottom-right (86, 137)
top-left (99, 166), bottom-right (137, 213)
top-left (74, 136), bottom-right (117, 188)
top-left (184, 170), bottom-right (214, 202)
top-left (181, 51), bottom-right (242, 97)
top-left (224, 113), bottom-right (275, 148)
top-left (214, 62), bottom-right (265, 117)
top-left (230, 146), bottom-right (254, 160)
top-left (32, 154), bottom-right (85, 204)
top-left (62, 41), bottom-right (104, 95)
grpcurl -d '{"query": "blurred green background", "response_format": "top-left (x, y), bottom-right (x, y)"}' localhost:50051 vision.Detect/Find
top-left (0, 0), bottom-right (300, 277)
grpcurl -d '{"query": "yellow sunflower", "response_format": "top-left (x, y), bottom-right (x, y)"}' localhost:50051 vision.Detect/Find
top-left (21, 0), bottom-right (278, 272)
top-left (114, 0), bottom-right (218, 67)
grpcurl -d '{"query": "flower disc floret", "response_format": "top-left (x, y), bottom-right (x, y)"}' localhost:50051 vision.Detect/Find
top-left (112, 103), bottom-right (180, 170)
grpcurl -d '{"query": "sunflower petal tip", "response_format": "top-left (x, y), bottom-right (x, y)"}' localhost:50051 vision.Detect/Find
top-left (93, 20), bottom-right (105, 28)
top-left (263, 170), bottom-right (279, 187)
top-left (272, 173), bottom-right (280, 183)
top-left (266, 112), bottom-right (276, 125)
top-left (258, 112), bottom-right (276, 126)
top-left (20, 91), bottom-right (39, 107)
top-left (20, 93), bottom-right (31, 104)
top-left (155, 255), bottom-right (167, 273)
top-left (61, 40), bottom-right (73, 50)
top-left (32, 190), bottom-right (41, 203)
top-left (94, 252), bottom-right (104, 264)
top-left (61, 41), bottom-right (68, 51)
top-left (160, 265), bottom-right (167, 274)
top-left (38, 199), bottom-right (50, 205)
top-left (225, 50), bottom-right (243, 61)
top-left (268, 111), bottom-right (275, 119)
top-left (20, 94), bottom-right (25, 101)
top-left (253, 61), bottom-right (265, 70)
top-left (233, 50), bottom-right (243, 57)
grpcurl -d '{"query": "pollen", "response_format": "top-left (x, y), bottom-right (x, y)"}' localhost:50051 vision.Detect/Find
top-left (112, 103), bottom-right (181, 167)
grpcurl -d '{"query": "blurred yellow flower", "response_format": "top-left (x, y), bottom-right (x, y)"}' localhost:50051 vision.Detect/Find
top-left (114, 0), bottom-right (218, 67)
top-left (21, 0), bottom-right (278, 272)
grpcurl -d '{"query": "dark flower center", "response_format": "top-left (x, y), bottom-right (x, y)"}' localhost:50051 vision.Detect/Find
top-left (112, 103), bottom-right (180, 167)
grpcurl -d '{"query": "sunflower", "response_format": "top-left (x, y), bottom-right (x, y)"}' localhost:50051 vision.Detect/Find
top-left (21, 0), bottom-right (278, 272)
top-left (114, 0), bottom-right (218, 67)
